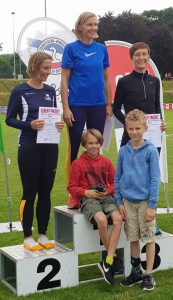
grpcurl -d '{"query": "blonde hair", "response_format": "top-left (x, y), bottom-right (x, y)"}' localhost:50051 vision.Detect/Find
top-left (27, 51), bottom-right (52, 77)
top-left (74, 11), bottom-right (98, 39)
top-left (81, 129), bottom-right (103, 147)
top-left (125, 109), bottom-right (147, 126)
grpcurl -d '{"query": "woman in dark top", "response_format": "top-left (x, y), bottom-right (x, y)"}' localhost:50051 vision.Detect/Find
top-left (6, 51), bottom-right (64, 251)
top-left (113, 42), bottom-right (166, 146)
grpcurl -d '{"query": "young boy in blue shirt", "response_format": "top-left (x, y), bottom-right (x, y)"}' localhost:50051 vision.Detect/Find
top-left (114, 109), bottom-right (160, 291)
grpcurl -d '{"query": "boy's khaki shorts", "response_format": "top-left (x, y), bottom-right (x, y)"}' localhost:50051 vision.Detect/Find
top-left (80, 196), bottom-right (118, 222)
top-left (124, 199), bottom-right (156, 243)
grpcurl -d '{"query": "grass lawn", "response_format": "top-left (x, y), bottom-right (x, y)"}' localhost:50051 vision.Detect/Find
top-left (0, 111), bottom-right (173, 299)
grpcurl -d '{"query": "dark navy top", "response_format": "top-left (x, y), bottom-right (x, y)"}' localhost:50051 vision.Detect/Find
top-left (6, 83), bottom-right (57, 149)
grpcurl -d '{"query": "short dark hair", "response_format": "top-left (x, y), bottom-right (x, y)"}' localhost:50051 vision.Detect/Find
top-left (129, 42), bottom-right (150, 59)
top-left (81, 128), bottom-right (103, 147)
top-left (27, 51), bottom-right (52, 77)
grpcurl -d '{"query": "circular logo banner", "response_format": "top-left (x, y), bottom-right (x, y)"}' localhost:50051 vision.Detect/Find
top-left (17, 17), bottom-right (76, 107)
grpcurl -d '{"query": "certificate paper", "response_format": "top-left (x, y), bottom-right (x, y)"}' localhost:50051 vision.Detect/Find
top-left (102, 116), bottom-right (114, 150)
top-left (37, 107), bottom-right (61, 144)
top-left (144, 114), bottom-right (161, 148)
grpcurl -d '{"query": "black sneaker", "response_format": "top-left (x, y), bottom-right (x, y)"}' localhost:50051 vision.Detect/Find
top-left (121, 270), bottom-right (143, 287)
top-left (111, 256), bottom-right (124, 275)
top-left (98, 260), bottom-right (115, 285)
top-left (141, 274), bottom-right (156, 291)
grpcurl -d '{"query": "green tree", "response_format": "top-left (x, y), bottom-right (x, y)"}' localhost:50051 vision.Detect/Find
top-left (0, 53), bottom-right (27, 78)
top-left (143, 7), bottom-right (173, 36)
top-left (0, 54), bottom-right (13, 78)
top-left (149, 25), bottom-right (173, 75)
top-left (98, 9), bottom-right (173, 75)
top-left (97, 11), bottom-right (116, 43)
top-left (98, 10), bottom-right (149, 44)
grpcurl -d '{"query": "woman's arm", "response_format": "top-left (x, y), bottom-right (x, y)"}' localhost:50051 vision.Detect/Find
top-left (60, 68), bottom-right (74, 126)
top-left (113, 79), bottom-right (126, 125)
top-left (104, 68), bottom-right (112, 116)
top-left (6, 89), bottom-right (32, 130)
top-left (155, 78), bottom-right (166, 131)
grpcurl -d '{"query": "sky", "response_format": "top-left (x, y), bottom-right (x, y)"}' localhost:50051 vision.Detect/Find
top-left (0, 0), bottom-right (173, 54)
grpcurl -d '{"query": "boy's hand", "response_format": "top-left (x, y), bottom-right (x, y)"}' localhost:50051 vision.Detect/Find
top-left (145, 208), bottom-right (155, 222)
top-left (118, 205), bottom-right (126, 220)
top-left (84, 189), bottom-right (102, 199)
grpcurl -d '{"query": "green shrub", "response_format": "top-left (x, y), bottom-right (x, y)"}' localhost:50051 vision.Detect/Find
top-left (0, 79), bottom-right (27, 106)
top-left (0, 79), bottom-right (173, 106)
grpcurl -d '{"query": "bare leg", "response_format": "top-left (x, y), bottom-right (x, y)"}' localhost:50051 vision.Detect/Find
top-left (146, 242), bottom-right (155, 274)
top-left (94, 211), bottom-right (109, 250)
top-left (130, 241), bottom-right (140, 257)
top-left (96, 211), bottom-right (123, 285)
top-left (107, 211), bottom-right (123, 258)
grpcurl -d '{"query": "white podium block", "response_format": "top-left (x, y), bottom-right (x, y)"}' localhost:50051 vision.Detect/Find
top-left (54, 205), bottom-right (131, 275)
top-left (140, 231), bottom-right (173, 272)
top-left (54, 205), bottom-right (129, 253)
top-left (0, 242), bottom-right (78, 296)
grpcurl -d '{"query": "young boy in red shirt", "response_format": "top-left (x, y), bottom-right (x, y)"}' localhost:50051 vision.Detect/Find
top-left (68, 128), bottom-right (123, 285)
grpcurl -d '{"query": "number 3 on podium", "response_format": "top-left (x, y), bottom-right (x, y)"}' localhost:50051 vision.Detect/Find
top-left (141, 243), bottom-right (161, 270)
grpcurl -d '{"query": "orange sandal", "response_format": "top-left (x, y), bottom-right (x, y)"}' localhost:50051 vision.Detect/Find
top-left (38, 241), bottom-right (54, 249)
top-left (24, 242), bottom-right (44, 251)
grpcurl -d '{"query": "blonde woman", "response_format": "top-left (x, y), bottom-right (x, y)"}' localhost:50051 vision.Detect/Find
top-left (61, 12), bottom-right (112, 176)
